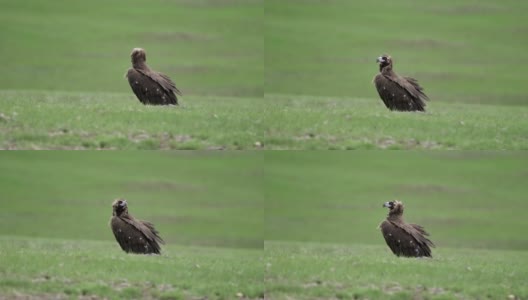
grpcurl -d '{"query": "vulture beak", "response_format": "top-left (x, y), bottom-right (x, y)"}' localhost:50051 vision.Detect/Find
top-left (376, 56), bottom-right (383, 63)
top-left (383, 202), bottom-right (392, 208)
top-left (120, 200), bottom-right (127, 207)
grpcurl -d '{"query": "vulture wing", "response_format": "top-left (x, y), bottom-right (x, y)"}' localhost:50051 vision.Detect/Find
top-left (126, 68), bottom-right (178, 105)
top-left (374, 73), bottom-right (427, 112)
top-left (403, 76), bottom-right (428, 100)
top-left (137, 69), bottom-right (182, 96)
top-left (111, 215), bottom-right (164, 254)
top-left (380, 220), bottom-right (434, 257)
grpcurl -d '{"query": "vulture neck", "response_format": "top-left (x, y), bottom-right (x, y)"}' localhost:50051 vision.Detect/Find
top-left (387, 207), bottom-right (404, 222)
top-left (115, 210), bottom-right (130, 219)
top-left (387, 213), bottom-right (403, 222)
top-left (380, 64), bottom-right (393, 74)
top-left (133, 61), bottom-right (149, 70)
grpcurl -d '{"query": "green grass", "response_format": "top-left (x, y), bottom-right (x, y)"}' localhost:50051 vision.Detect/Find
top-left (266, 0), bottom-right (528, 105)
top-left (0, 0), bottom-right (265, 150)
top-left (264, 151), bottom-right (528, 250)
top-left (262, 95), bottom-right (528, 150)
top-left (0, 237), bottom-right (263, 299)
top-left (0, 0), bottom-right (262, 97)
top-left (262, 152), bottom-right (528, 299)
top-left (0, 90), bottom-right (267, 150)
top-left (2, 91), bottom-right (527, 149)
top-left (0, 152), bottom-right (264, 298)
top-left (2, 0), bottom-right (528, 149)
top-left (265, 242), bottom-right (528, 300)
top-left (0, 152), bottom-right (263, 248)
top-left (1, 152), bottom-right (528, 299)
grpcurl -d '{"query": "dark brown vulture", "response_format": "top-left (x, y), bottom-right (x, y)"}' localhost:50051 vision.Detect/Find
top-left (126, 48), bottom-right (182, 105)
top-left (373, 55), bottom-right (429, 112)
top-left (379, 200), bottom-right (435, 257)
top-left (110, 199), bottom-right (164, 254)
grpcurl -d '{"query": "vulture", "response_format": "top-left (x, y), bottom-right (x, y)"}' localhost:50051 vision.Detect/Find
top-left (379, 200), bottom-right (435, 258)
top-left (110, 198), bottom-right (164, 254)
top-left (373, 54), bottom-right (429, 112)
top-left (126, 48), bottom-right (182, 105)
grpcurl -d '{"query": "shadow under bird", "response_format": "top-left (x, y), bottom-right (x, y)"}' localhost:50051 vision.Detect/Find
top-left (126, 48), bottom-right (182, 105)
top-left (379, 200), bottom-right (435, 257)
top-left (110, 199), bottom-right (164, 254)
top-left (373, 55), bottom-right (429, 112)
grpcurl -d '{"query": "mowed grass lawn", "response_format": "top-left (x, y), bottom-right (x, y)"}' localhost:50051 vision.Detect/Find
top-left (264, 151), bottom-right (528, 299)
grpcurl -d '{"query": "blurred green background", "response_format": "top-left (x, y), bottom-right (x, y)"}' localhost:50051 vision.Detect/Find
top-left (2, 151), bottom-right (526, 251)
top-left (1, 0), bottom-right (528, 150)
top-left (3, 151), bottom-right (526, 299)
top-left (266, 0), bottom-right (528, 105)
top-left (264, 151), bottom-right (528, 250)
top-left (0, 152), bottom-right (263, 249)
top-left (2, 0), bottom-right (527, 103)
top-left (0, 0), bottom-right (262, 97)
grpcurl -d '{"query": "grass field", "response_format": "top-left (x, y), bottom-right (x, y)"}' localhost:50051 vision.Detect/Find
top-left (1, 237), bottom-right (263, 299)
top-left (265, 242), bottom-right (528, 300)
top-left (263, 95), bottom-right (528, 150)
top-left (2, 0), bottom-right (528, 149)
top-left (0, 152), bottom-right (264, 299)
top-left (0, 90), bottom-right (267, 150)
top-left (0, 0), bottom-right (263, 97)
top-left (2, 152), bottom-right (527, 299)
top-left (264, 152), bottom-right (528, 249)
top-left (263, 151), bottom-right (528, 299)
top-left (1, 90), bottom-right (527, 150)
top-left (0, 152), bottom-right (263, 248)
top-left (2, 0), bottom-right (528, 297)
top-left (266, 0), bottom-right (528, 105)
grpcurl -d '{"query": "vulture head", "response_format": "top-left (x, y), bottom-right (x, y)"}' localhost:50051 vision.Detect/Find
top-left (383, 200), bottom-right (404, 217)
top-left (376, 54), bottom-right (392, 72)
top-left (131, 48), bottom-right (147, 67)
top-left (112, 198), bottom-right (129, 217)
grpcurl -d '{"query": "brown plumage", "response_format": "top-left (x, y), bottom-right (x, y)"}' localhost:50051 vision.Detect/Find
top-left (373, 55), bottom-right (429, 112)
top-left (126, 48), bottom-right (182, 105)
top-left (379, 200), bottom-right (435, 257)
top-left (110, 199), bottom-right (164, 254)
